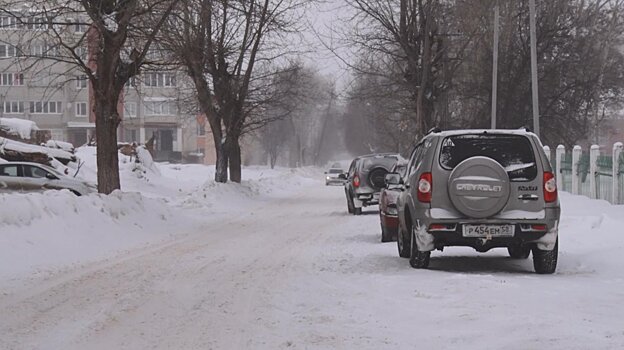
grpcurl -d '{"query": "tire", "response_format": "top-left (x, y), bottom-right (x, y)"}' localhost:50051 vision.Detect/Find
top-left (353, 206), bottom-right (362, 215)
top-left (381, 223), bottom-right (392, 243)
top-left (532, 239), bottom-right (558, 274)
top-left (409, 226), bottom-right (431, 269)
top-left (397, 224), bottom-right (411, 258)
top-left (346, 192), bottom-right (354, 214)
top-left (507, 245), bottom-right (531, 259)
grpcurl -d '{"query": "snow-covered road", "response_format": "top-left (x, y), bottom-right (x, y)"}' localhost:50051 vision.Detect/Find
top-left (2, 178), bottom-right (624, 349)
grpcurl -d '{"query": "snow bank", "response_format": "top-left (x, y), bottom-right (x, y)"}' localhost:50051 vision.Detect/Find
top-left (0, 136), bottom-right (75, 161)
top-left (44, 139), bottom-right (75, 153)
top-left (0, 117), bottom-right (39, 139)
top-left (0, 190), bottom-right (193, 285)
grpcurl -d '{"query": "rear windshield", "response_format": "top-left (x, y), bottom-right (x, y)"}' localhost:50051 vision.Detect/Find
top-left (360, 156), bottom-right (398, 171)
top-left (439, 134), bottom-right (537, 181)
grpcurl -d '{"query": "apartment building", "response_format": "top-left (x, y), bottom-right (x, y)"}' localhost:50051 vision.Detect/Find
top-left (0, 11), bottom-right (204, 162)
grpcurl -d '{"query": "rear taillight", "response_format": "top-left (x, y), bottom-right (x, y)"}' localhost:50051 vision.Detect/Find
top-left (544, 172), bottom-right (557, 203)
top-left (353, 174), bottom-right (360, 188)
top-left (417, 172), bottom-right (432, 203)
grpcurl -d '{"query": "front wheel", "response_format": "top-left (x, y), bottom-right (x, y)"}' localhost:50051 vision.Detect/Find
top-left (532, 239), bottom-right (558, 274)
top-left (409, 226), bottom-right (430, 269)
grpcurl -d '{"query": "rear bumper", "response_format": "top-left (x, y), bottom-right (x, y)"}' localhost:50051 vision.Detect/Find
top-left (411, 208), bottom-right (560, 252)
top-left (354, 192), bottom-right (380, 206)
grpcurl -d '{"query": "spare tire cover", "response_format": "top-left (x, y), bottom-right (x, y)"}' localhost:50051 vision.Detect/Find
top-left (447, 156), bottom-right (510, 219)
top-left (368, 167), bottom-right (389, 190)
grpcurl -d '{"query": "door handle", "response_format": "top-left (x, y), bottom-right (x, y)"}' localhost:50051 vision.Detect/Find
top-left (518, 194), bottom-right (539, 201)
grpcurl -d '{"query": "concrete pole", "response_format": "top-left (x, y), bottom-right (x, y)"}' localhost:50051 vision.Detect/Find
top-left (529, 0), bottom-right (540, 137)
top-left (491, 4), bottom-right (500, 130)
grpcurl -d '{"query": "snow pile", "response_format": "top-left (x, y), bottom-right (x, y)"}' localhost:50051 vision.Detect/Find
top-left (0, 117), bottom-right (39, 139)
top-left (44, 139), bottom-right (75, 153)
top-left (0, 190), bottom-right (194, 284)
top-left (0, 136), bottom-right (75, 162)
top-left (133, 145), bottom-right (161, 177)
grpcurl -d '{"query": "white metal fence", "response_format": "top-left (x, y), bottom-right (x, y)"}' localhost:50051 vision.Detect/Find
top-left (544, 142), bottom-right (624, 205)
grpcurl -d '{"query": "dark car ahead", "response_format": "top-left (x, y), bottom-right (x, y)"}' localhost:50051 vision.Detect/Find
top-left (391, 129), bottom-right (560, 274)
top-left (379, 162), bottom-right (407, 242)
top-left (343, 153), bottom-right (401, 215)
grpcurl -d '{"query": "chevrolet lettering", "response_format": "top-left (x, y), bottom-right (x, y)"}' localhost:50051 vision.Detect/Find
top-left (456, 183), bottom-right (503, 192)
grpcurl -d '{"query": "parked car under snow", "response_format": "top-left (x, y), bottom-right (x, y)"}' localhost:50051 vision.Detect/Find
top-left (0, 162), bottom-right (96, 196)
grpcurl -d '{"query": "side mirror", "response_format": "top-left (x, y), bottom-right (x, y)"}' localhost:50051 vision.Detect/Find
top-left (46, 173), bottom-right (58, 180)
top-left (385, 173), bottom-right (402, 186)
top-left (338, 173), bottom-right (347, 180)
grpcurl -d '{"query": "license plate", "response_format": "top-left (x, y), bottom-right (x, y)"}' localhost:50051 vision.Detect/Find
top-left (462, 224), bottom-right (515, 237)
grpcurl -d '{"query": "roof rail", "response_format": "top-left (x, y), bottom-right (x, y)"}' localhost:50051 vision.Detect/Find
top-left (426, 127), bottom-right (442, 135)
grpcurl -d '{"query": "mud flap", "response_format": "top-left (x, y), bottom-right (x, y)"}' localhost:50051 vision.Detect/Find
top-left (415, 220), bottom-right (435, 251)
top-left (535, 221), bottom-right (558, 251)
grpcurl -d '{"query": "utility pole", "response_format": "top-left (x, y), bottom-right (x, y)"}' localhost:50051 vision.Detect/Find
top-left (491, 3), bottom-right (499, 130)
top-left (529, 0), bottom-right (540, 137)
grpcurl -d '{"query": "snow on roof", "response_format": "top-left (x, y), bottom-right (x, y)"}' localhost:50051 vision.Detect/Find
top-left (0, 136), bottom-right (74, 160)
top-left (45, 140), bottom-right (75, 153)
top-left (431, 128), bottom-right (537, 138)
top-left (0, 118), bottom-right (39, 140)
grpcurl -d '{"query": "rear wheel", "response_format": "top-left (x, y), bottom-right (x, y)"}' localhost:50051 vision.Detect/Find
top-left (409, 226), bottom-right (431, 269)
top-left (353, 206), bottom-right (362, 215)
top-left (397, 224), bottom-right (411, 258)
top-left (507, 245), bottom-right (531, 259)
top-left (532, 239), bottom-right (558, 274)
top-left (346, 192), bottom-right (354, 214)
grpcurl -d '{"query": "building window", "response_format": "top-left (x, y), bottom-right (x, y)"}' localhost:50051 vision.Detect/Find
top-left (76, 102), bottom-right (88, 117)
top-left (0, 73), bottom-right (24, 86)
top-left (27, 16), bottom-right (51, 30)
top-left (143, 72), bottom-right (176, 87)
top-left (144, 101), bottom-right (176, 116)
top-left (0, 101), bottom-right (24, 114)
top-left (29, 101), bottom-right (63, 114)
top-left (0, 16), bottom-right (19, 30)
top-left (76, 46), bottom-right (87, 60)
top-left (0, 44), bottom-right (20, 57)
top-left (76, 75), bottom-right (88, 89)
top-left (74, 21), bottom-right (88, 34)
top-left (124, 102), bottom-right (137, 118)
top-left (197, 123), bottom-right (205, 136)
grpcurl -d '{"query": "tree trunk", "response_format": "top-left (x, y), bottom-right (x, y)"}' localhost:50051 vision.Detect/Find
top-left (93, 90), bottom-right (121, 194)
top-left (228, 137), bottom-right (242, 183)
top-left (214, 138), bottom-right (228, 183)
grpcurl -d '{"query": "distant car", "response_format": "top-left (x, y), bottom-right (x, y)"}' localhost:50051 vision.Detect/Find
top-left (343, 153), bottom-right (402, 215)
top-left (379, 162), bottom-right (407, 242)
top-left (0, 162), bottom-right (96, 196)
top-left (325, 168), bottom-right (346, 185)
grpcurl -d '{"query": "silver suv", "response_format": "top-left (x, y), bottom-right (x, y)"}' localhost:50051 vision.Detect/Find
top-left (343, 153), bottom-right (401, 215)
top-left (389, 129), bottom-right (560, 274)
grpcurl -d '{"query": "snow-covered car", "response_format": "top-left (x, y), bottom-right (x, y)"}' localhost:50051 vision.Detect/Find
top-left (325, 168), bottom-right (346, 185)
top-left (343, 153), bottom-right (402, 215)
top-left (392, 129), bottom-right (561, 274)
top-left (379, 162), bottom-right (407, 242)
top-left (0, 162), bottom-right (96, 196)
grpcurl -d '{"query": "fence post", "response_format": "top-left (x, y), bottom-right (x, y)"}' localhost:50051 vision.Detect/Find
top-left (613, 142), bottom-right (623, 204)
top-left (572, 145), bottom-right (582, 195)
top-left (556, 145), bottom-right (565, 192)
top-left (589, 145), bottom-right (599, 199)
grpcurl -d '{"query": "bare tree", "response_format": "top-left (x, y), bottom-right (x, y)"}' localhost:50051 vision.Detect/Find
top-left (0, 0), bottom-right (178, 193)
top-left (159, 0), bottom-right (309, 183)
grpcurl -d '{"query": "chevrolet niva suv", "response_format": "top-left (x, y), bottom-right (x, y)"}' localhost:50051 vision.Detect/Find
top-left (343, 153), bottom-right (402, 215)
top-left (389, 129), bottom-right (560, 274)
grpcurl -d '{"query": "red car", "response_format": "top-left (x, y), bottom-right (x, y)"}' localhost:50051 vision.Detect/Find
top-left (379, 162), bottom-right (407, 242)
